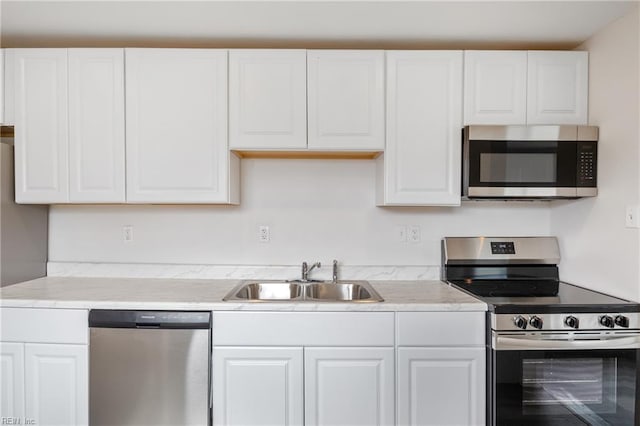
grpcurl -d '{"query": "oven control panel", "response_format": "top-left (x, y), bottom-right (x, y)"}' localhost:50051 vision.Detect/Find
top-left (492, 312), bottom-right (640, 332)
top-left (490, 241), bottom-right (515, 255)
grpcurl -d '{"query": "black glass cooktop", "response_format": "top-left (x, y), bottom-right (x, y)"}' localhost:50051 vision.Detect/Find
top-left (448, 280), bottom-right (640, 314)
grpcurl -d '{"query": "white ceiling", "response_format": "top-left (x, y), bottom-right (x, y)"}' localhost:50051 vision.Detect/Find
top-left (0, 1), bottom-right (636, 49)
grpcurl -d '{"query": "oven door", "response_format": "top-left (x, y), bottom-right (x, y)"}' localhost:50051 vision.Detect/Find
top-left (491, 333), bottom-right (640, 425)
top-left (465, 139), bottom-right (578, 198)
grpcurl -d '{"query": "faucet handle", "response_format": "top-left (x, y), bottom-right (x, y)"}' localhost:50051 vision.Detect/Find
top-left (332, 259), bottom-right (338, 283)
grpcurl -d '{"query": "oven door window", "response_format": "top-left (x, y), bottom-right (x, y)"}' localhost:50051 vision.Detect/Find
top-left (494, 349), bottom-right (639, 425)
top-left (468, 140), bottom-right (577, 187)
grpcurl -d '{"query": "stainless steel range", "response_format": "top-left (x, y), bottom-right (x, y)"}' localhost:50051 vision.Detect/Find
top-left (442, 237), bottom-right (640, 426)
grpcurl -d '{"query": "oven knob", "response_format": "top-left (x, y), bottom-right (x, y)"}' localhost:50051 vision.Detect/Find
top-left (564, 316), bottom-right (579, 329)
top-left (615, 315), bottom-right (630, 328)
top-left (599, 315), bottom-right (615, 328)
top-left (529, 316), bottom-right (543, 330)
top-left (513, 315), bottom-right (528, 330)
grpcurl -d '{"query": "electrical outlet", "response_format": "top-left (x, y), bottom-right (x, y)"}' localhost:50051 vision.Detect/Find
top-left (626, 206), bottom-right (640, 228)
top-left (408, 225), bottom-right (421, 243)
top-left (258, 225), bottom-right (270, 243)
top-left (396, 225), bottom-right (407, 242)
top-left (123, 226), bottom-right (133, 242)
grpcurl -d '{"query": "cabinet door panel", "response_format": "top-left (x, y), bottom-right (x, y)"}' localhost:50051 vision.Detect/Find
top-left (68, 49), bottom-right (125, 202)
top-left (305, 347), bottom-right (394, 426)
top-left (213, 346), bottom-right (303, 426)
top-left (126, 49), bottom-right (232, 203)
top-left (229, 50), bottom-right (307, 150)
top-left (25, 343), bottom-right (88, 426)
top-left (397, 347), bottom-right (485, 426)
top-left (527, 51), bottom-right (588, 125)
top-left (0, 342), bottom-right (25, 419)
top-left (12, 49), bottom-right (69, 203)
top-left (464, 50), bottom-right (527, 125)
top-left (308, 50), bottom-right (385, 150)
top-left (381, 51), bottom-right (462, 206)
top-left (0, 49), bottom-right (4, 124)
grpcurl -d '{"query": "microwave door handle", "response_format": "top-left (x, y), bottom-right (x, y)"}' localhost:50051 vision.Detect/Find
top-left (494, 334), bottom-right (640, 351)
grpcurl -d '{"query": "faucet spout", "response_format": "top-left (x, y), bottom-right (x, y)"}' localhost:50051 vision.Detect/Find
top-left (301, 261), bottom-right (321, 282)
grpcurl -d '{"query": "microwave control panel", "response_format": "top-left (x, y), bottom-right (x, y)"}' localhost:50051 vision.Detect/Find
top-left (577, 142), bottom-right (597, 187)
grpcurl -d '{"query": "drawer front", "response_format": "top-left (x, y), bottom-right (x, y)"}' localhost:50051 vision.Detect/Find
top-left (397, 312), bottom-right (485, 346)
top-left (213, 312), bottom-right (394, 346)
top-left (1, 308), bottom-right (88, 344)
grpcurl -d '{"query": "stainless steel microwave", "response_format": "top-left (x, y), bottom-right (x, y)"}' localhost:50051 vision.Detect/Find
top-left (462, 125), bottom-right (598, 199)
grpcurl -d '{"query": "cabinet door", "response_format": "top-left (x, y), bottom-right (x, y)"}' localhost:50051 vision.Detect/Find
top-left (305, 347), bottom-right (394, 426)
top-left (397, 347), bottom-right (485, 426)
top-left (464, 51), bottom-right (527, 125)
top-left (213, 346), bottom-right (303, 426)
top-left (380, 51), bottom-right (463, 206)
top-left (126, 49), bottom-right (237, 203)
top-left (68, 49), bottom-right (125, 202)
top-left (0, 49), bottom-right (4, 124)
top-left (527, 51), bottom-right (588, 125)
top-left (25, 343), bottom-right (88, 426)
top-left (0, 342), bottom-right (25, 419)
top-left (307, 50), bottom-right (385, 150)
top-left (229, 50), bottom-right (307, 150)
top-left (12, 49), bottom-right (69, 203)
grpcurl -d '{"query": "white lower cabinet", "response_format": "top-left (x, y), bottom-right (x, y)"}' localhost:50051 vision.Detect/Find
top-left (396, 312), bottom-right (486, 426)
top-left (0, 308), bottom-right (89, 426)
top-left (213, 347), bottom-right (304, 426)
top-left (212, 311), bottom-right (486, 426)
top-left (212, 312), bottom-right (395, 426)
top-left (0, 342), bottom-right (25, 419)
top-left (0, 343), bottom-right (88, 426)
top-left (305, 347), bottom-right (394, 426)
top-left (397, 347), bottom-right (485, 426)
top-left (24, 344), bottom-right (88, 426)
top-left (213, 346), bottom-right (394, 426)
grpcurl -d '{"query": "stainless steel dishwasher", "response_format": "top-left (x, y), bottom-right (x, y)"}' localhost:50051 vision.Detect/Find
top-left (89, 310), bottom-right (211, 426)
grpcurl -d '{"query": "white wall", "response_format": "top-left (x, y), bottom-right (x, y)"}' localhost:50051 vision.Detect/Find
top-left (49, 159), bottom-right (550, 267)
top-left (551, 5), bottom-right (640, 301)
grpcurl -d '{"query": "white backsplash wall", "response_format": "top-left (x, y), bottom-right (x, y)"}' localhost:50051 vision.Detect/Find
top-left (49, 158), bottom-right (551, 268)
top-left (552, 6), bottom-right (640, 302)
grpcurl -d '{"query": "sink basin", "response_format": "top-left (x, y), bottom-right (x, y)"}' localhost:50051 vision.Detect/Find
top-left (223, 280), bottom-right (383, 303)
top-left (305, 282), bottom-right (382, 302)
top-left (223, 282), bottom-right (303, 301)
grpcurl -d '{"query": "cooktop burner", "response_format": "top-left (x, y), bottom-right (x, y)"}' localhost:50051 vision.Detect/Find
top-left (448, 280), bottom-right (640, 314)
top-left (448, 278), bottom-right (559, 298)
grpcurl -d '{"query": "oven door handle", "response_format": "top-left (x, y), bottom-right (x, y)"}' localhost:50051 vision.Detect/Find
top-left (494, 334), bottom-right (640, 351)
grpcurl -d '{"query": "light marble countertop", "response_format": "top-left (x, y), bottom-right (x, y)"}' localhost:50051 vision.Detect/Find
top-left (0, 277), bottom-right (486, 312)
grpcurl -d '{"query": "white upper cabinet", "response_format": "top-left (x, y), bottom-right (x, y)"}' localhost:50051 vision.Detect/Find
top-left (307, 50), bottom-right (385, 150)
top-left (229, 50), bottom-right (307, 150)
top-left (463, 51), bottom-right (527, 125)
top-left (527, 50), bottom-right (588, 125)
top-left (68, 49), bottom-right (125, 203)
top-left (125, 49), bottom-right (238, 204)
top-left (464, 50), bottom-right (588, 125)
top-left (11, 49), bottom-right (69, 204)
top-left (10, 48), bottom-right (126, 204)
top-left (379, 51), bottom-right (463, 206)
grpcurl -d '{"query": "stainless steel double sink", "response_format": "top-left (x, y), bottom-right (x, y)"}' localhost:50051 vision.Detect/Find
top-left (223, 280), bottom-right (384, 303)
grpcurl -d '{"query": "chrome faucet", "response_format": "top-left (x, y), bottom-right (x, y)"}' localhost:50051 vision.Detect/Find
top-left (332, 259), bottom-right (339, 283)
top-left (301, 261), bottom-right (321, 282)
